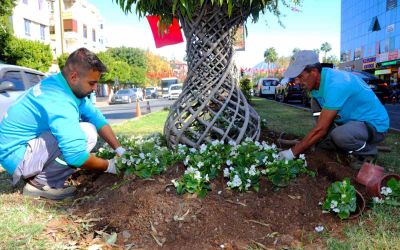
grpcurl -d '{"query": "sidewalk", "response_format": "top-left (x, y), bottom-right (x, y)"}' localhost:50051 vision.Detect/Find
top-left (94, 96), bottom-right (110, 108)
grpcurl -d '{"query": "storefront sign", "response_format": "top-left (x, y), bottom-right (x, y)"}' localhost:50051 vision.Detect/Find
top-left (389, 50), bottom-right (399, 60)
top-left (363, 62), bottom-right (376, 69)
top-left (375, 69), bottom-right (392, 75)
top-left (362, 57), bottom-right (376, 69)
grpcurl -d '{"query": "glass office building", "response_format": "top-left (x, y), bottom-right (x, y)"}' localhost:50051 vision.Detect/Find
top-left (340, 0), bottom-right (400, 82)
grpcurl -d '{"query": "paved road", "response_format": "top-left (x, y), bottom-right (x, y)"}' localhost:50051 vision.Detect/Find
top-left (97, 98), bottom-right (175, 124)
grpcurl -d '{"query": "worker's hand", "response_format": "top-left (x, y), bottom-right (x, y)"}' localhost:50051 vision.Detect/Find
top-left (115, 146), bottom-right (126, 156)
top-left (105, 158), bottom-right (117, 174)
top-left (278, 149), bottom-right (295, 161)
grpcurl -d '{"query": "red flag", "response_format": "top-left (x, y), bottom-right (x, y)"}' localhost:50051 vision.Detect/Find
top-left (146, 16), bottom-right (184, 48)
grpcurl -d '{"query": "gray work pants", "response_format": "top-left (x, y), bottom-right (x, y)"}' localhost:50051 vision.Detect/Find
top-left (12, 122), bottom-right (98, 188)
top-left (311, 98), bottom-right (386, 156)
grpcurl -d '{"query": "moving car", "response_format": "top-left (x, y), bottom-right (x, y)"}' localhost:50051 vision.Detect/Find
top-left (348, 70), bottom-right (390, 104)
top-left (257, 77), bottom-right (280, 98)
top-left (275, 77), bottom-right (304, 103)
top-left (168, 84), bottom-right (183, 100)
top-left (0, 64), bottom-right (45, 121)
top-left (145, 87), bottom-right (158, 99)
top-left (110, 88), bottom-right (142, 104)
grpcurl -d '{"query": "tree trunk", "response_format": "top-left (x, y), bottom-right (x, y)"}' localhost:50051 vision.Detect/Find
top-left (164, 4), bottom-right (260, 148)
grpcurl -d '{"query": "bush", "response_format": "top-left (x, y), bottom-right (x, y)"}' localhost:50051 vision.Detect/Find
top-left (3, 37), bottom-right (52, 72)
top-left (239, 77), bottom-right (253, 103)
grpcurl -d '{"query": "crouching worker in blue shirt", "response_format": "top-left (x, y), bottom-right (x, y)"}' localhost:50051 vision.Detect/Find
top-left (0, 48), bottom-right (124, 200)
top-left (278, 50), bottom-right (389, 169)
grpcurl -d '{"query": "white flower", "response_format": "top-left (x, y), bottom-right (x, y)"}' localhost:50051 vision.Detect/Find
top-left (372, 197), bottom-right (384, 204)
top-left (127, 160), bottom-right (132, 166)
top-left (211, 140), bottom-right (219, 146)
top-left (184, 156), bottom-right (190, 165)
top-left (185, 166), bottom-right (196, 175)
top-left (200, 144), bottom-right (207, 153)
top-left (193, 170), bottom-right (202, 180)
top-left (245, 137), bottom-right (252, 142)
top-left (228, 140), bottom-right (236, 146)
top-left (226, 160), bottom-right (232, 166)
top-left (99, 148), bottom-right (104, 152)
top-left (332, 208), bottom-right (340, 213)
top-left (255, 141), bottom-right (260, 147)
top-left (229, 167), bottom-right (234, 171)
top-left (249, 165), bottom-right (257, 176)
top-left (261, 170), bottom-right (266, 175)
top-left (232, 175), bottom-right (242, 187)
top-left (122, 158), bottom-right (127, 164)
top-left (315, 225), bottom-right (324, 233)
top-left (341, 194), bottom-right (347, 199)
top-left (223, 168), bottom-right (230, 177)
top-left (189, 148), bottom-right (197, 153)
top-left (197, 161), bottom-right (204, 168)
top-left (330, 200), bottom-right (338, 209)
top-left (381, 187), bottom-right (392, 196)
top-left (204, 174), bottom-right (209, 182)
top-left (218, 190), bottom-right (222, 195)
top-left (285, 160), bottom-right (289, 165)
top-left (155, 158), bottom-right (160, 164)
top-left (139, 153), bottom-right (145, 159)
top-left (171, 179), bottom-right (178, 187)
top-left (299, 154), bottom-right (306, 160)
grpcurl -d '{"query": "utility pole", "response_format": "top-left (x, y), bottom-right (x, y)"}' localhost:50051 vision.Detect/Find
top-left (59, 0), bottom-right (64, 54)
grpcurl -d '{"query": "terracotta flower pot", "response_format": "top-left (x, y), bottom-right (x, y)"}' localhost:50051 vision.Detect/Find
top-left (356, 162), bottom-right (385, 186)
top-left (366, 174), bottom-right (400, 198)
top-left (347, 189), bottom-right (366, 220)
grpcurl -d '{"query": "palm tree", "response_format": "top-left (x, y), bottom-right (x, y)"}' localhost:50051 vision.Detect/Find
top-left (320, 42), bottom-right (332, 62)
top-left (114, 0), bottom-right (302, 148)
top-left (264, 47), bottom-right (278, 65)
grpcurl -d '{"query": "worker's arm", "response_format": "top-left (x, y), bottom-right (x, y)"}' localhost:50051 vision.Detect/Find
top-left (79, 154), bottom-right (109, 171)
top-left (98, 124), bottom-right (122, 150)
top-left (291, 109), bottom-right (338, 156)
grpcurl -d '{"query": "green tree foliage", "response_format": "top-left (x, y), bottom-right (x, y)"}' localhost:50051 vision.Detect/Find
top-left (320, 42), bottom-right (332, 62)
top-left (57, 53), bottom-right (69, 70)
top-left (263, 47), bottom-right (278, 64)
top-left (108, 47), bottom-right (147, 68)
top-left (114, 0), bottom-right (302, 27)
top-left (3, 38), bottom-right (52, 72)
top-left (0, 0), bottom-right (16, 61)
top-left (325, 55), bottom-right (339, 66)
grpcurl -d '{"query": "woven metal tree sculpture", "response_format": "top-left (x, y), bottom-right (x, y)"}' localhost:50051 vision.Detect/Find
top-left (114, 0), bottom-right (301, 148)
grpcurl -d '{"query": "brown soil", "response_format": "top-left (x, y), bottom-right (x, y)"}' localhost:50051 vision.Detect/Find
top-left (54, 129), bottom-right (365, 249)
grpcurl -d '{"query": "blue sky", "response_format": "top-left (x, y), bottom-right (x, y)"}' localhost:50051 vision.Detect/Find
top-left (91, 0), bottom-right (341, 68)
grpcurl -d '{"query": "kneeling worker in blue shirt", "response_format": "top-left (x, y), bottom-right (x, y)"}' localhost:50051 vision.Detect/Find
top-left (0, 48), bottom-right (124, 200)
top-left (278, 50), bottom-right (389, 168)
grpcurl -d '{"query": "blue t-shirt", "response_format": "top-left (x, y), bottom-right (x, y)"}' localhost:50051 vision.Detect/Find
top-left (311, 68), bottom-right (389, 133)
top-left (0, 73), bottom-right (108, 174)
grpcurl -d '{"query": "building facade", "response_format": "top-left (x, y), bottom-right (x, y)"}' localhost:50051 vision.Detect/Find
top-left (340, 0), bottom-right (400, 82)
top-left (10, 0), bottom-right (52, 45)
top-left (56, 0), bottom-right (107, 55)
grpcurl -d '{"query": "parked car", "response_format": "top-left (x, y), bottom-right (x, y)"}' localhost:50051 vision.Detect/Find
top-left (110, 88), bottom-right (141, 104)
top-left (275, 77), bottom-right (304, 103)
top-left (0, 64), bottom-right (46, 121)
top-left (168, 84), bottom-right (183, 100)
top-left (348, 70), bottom-right (390, 104)
top-left (145, 87), bottom-right (158, 99)
top-left (257, 77), bottom-right (280, 98)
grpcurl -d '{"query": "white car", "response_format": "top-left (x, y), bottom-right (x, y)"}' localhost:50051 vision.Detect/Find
top-left (0, 64), bottom-right (46, 122)
top-left (168, 84), bottom-right (183, 100)
top-left (257, 77), bottom-right (280, 98)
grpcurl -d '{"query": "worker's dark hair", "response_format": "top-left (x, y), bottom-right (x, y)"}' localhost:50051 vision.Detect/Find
top-left (304, 62), bottom-right (322, 73)
top-left (63, 47), bottom-right (107, 76)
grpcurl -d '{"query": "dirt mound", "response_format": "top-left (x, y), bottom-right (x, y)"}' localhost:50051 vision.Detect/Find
top-left (65, 130), bottom-right (361, 249)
